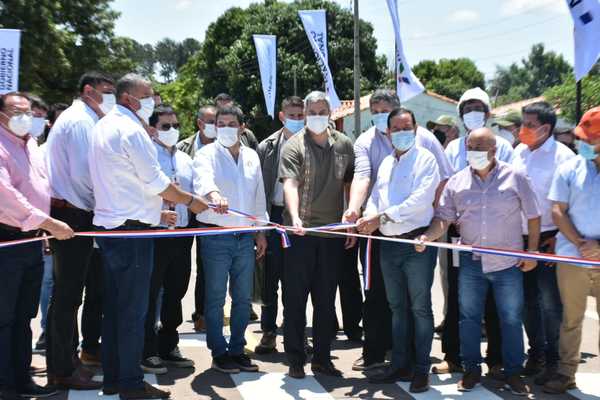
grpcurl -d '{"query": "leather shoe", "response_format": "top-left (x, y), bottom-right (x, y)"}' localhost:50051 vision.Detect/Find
top-left (119, 382), bottom-right (170, 399)
top-left (51, 368), bottom-right (102, 390)
top-left (288, 365), bottom-right (306, 379)
top-left (409, 373), bottom-right (430, 393)
top-left (311, 362), bottom-right (342, 377)
top-left (369, 367), bottom-right (413, 384)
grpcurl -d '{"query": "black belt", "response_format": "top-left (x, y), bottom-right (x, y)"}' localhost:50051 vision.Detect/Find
top-left (0, 223), bottom-right (40, 240)
top-left (122, 219), bottom-right (152, 229)
top-left (393, 226), bottom-right (428, 240)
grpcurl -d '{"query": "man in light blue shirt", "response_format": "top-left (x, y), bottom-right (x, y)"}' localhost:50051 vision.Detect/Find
top-left (141, 105), bottom-right (196, 375)
top-left (445, 87), bottom-right (514, 172)
top-left (544, 106), bottom-right (600, 394)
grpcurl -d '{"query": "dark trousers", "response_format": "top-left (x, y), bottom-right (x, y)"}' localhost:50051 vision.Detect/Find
top-left (359, 236), bottom-right (392, 364)
top-left (0, 241), bottom-right (43, 391)
top-left (260, 205), bottom-right (285, 333)
top-left (192, 220), bottom-right (205, 320)
top-left (97, 232), bottom-right (154, 390)
top-left (523, 231), bottom-right (562, 365)
top-left (81, 247), bottom-right (103, 354)
top-left (283, 235), bottom-right (343, 366)
top-left (47, 207), bottom-right (94, 377)
top-left (441, 231), bottom-right (502, 367)
top-left (144, 236), bottom-right (193, 358)
top-left (337, 244), bottom-right (363, 337)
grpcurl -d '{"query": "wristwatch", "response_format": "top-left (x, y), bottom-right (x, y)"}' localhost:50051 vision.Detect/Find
top-left (379, 213), bottom-right (392, 226)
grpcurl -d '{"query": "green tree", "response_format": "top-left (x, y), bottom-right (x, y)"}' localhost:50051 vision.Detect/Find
top-left (0, 0), bottom-right (120, 103)
top-left (490, 43), bottom-right (572, 106)
top-left (155, 38), bottom-right (201, 82)
top-left (176, 0), bottom-right (387, 140)
top-left (412, 58), bottom-right (485, 101)
top-left (544, 74), bottom-right (600, 123)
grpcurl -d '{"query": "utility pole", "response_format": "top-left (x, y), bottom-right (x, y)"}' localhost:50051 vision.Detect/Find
top-left (293, 68), bottom-right (298, 96)
top-left (576, 80), bottom-right (583, 123)
top-left (353, 0), bottom-right (361, 138)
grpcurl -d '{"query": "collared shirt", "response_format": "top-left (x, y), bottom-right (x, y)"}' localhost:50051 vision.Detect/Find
top-left (271, 132), bottom-right (288, 206)
top-left (436, 161), bottom-right (540, 272)
top-left (154, 143), bottom-right (194, 228)
top-left (193, 142), bottom-right (267, 227)
top-left (354, 126), bottom-right (453, 188)
top-left (194, 131), bottom-right (205, 152)
top-left (0, 125), bottom-right (50, 231)
top-left (445, 134), bottom-right (515, 173)
top-left (279, 128), bottom-right (354, 227)
top-left (89, 105), bottom-right (171, 229)
top-left (365, 145), bottom-right (440, 236)
top-left (513, 137), bottom-right (575, 233)
top-left (548, 156), bottom-right (600, 260)
top-left (45, 99), bottom-right (99, 211)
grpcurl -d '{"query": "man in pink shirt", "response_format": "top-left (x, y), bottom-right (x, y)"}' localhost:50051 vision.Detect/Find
top-left (0, 92), bottom-right (74, 400)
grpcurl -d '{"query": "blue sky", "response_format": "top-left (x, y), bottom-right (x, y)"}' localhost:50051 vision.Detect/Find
top-left (112, 0), bottom-right (574, 81)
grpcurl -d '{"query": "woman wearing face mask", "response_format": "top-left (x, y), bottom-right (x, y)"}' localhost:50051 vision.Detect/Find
top-left (356, 107), bottom-right (440, 393)
top-left (445, 88), bottom-right (515, 173)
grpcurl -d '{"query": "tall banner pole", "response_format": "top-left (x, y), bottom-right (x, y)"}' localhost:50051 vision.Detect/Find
top-left (353, 0), bottom-right (361, 137)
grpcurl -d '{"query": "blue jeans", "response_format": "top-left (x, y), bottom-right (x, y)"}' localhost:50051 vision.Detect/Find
top-left (39, 254), bottom-right (53, 332)
top-left (459, 254), bottom-right (524, 377)
top-left (260, 206), bottom-right (284, 333)
top-left (202, 233), bottom-right (255, 358)
top-left (379, 241), bottom-right (437, 374)
top-left (536, 262), bottom-right (562, 365)
top-left (96, 235), bottom-right (154, 390)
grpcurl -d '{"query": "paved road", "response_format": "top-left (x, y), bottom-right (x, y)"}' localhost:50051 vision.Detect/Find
top-left (31, 243), bottom-right (599, 399)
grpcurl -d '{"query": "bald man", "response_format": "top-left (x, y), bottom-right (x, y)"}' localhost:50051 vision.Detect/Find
top-left (417, 128), bottom-right (541, 395)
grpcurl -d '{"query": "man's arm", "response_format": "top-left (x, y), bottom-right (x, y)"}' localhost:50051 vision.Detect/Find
top-left (519, 216), bottom-right (541, 272)
top-left (415, 217), bottom-right (451, 252)
top-left (283, 178), bottom-right (303, 235)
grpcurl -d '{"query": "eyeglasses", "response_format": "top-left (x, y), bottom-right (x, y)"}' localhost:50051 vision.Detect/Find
top-left (8, 110), bottom-right (33, 117)
top-left (159, 123), bottom-right (180, 130)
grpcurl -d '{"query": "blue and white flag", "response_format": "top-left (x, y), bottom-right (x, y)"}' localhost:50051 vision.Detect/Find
top-left (0, 29), bottom-right (21, 94)
top-left (385, 0), bottom-right (424, 102)
top-left (298, 9), bottom-right (342, 110)
top-left (253, 34), bottom-right (277, 118)
top-left (565, 0), bottom-right (600, 81)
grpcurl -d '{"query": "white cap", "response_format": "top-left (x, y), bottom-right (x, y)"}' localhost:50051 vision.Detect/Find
top-left (457, 87), bottom-right (490, 113)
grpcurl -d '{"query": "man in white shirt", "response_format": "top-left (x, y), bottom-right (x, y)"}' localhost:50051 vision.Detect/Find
top-left (356, 107), bottom-right (440, 393)
top-left (89, 73), bottom-right (208, 400)
top-left (140, 106), bottom-right (196, 375)
top-left (343, 89), bottom-right (452, 372)
top-left (44, 72), bottom-right (115, 390)
top-left (177, 105), bottom-right (217, 333)
top-left (512, 101), bottom-right (575, 383)
top-left (193, 105), bottom-right (267, 375)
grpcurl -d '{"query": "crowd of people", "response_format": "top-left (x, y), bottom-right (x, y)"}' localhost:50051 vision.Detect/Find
top-left (0, 70), bottom-right (599, 400)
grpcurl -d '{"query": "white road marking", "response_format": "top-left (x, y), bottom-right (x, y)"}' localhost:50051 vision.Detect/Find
top-left (67, 375), bottom-right (157, 400)
top-left (584, 309), bottom-right (598, 321)
top-left (569, 373), bottom-right (600, 399)
top-left (396, 374), bottom-right (503, 400)
top-left (178, 333), bottom-right (208, 347)
top-left (231, 372), bottom-right (335, 400)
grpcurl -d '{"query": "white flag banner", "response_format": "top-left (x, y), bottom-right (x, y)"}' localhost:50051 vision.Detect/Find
top-left (0, 29), bottom-right (21, 94)
top-left (565, 0), bottom-right (600, 81)
top-left (253, 34), bottom-right (277, 118)
top-left (385, 0), bottom-right (424, 102)
top-left (298, 10), bottom-right (342, 110)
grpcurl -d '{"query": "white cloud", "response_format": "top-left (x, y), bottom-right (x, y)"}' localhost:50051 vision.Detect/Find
top-left (448, 9), bottom-right (480, 23)
top-left (175, 0), bottom-right (193, 11)
top-left (501, 0), bottom-right (563, 16)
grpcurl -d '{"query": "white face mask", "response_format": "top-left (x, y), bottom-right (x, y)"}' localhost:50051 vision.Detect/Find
top-left (306, 115), bottom-right (329, 135)
top-left (100, 93), bottom-right (116, 115)
top-left (203, 123), bottom-right (217, 139)
top-left (8, 114), bottom-right (33, 137)
top-left (498, 128), bottom-right (515, 145)
top-left (467, 150), bottom-right (491, 170)
top-left (158, 128), bottom-right (180, 148)
top-left (217, 126), bottom-right (239, 148)
top-left (132, 96), bottom-right (155, 123)
top-left (372, 112), bottom-right (390, 133)
top-left (463, 111), bottom-right (486, 131)
top-left (30, 117), bottom-right (47, 138)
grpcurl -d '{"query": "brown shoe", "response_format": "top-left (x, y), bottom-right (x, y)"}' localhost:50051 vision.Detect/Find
top-left (458, 370), bottom-right (481, 392)
top-left (505, 374), bottom-right (531, 396)
top-left (80, 350), bottom-right (102, 367)
top-left (487, 364), bottom-right (504, 381)
top-left (543, 373), bottom-right (577, 394)
top-left (119, 382), bottom-right (170, 400)
top-left (409, 373), bottom-right (429, 393)
top-left (193, 316), bottom-right (206, 332)
top-left (431, 360), bottom-right (463, 374)
top-left (52, 367), bottom-right (102, 390)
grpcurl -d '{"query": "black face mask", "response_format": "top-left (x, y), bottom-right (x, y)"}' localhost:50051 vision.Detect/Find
top-left (433, 130), bottom-right (446, 145)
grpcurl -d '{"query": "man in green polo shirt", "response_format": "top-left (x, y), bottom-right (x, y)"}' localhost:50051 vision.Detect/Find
top-left (279, 91), bottom-right (355, 380)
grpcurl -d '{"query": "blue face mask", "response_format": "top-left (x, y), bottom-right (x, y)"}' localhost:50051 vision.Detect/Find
top-left (372, 112), bottom-right (390, 133)
top-left (578, 140), bottom-right (598, 160)
top-left (390, 130), bottom-right (415, 151)
top-left (284, 118), bottom-right (304, 134)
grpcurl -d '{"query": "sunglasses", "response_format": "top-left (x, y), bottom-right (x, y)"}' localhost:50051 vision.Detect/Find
top-left (159, 123), bottom-right (180, 130)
